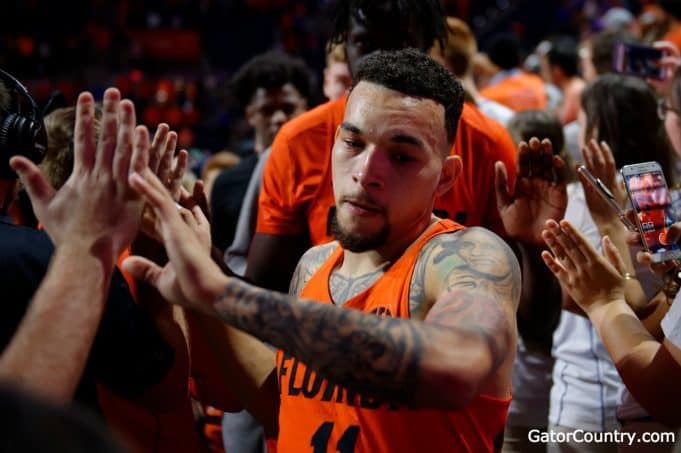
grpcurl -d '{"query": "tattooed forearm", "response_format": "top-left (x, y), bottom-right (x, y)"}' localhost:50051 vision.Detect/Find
top-left (217, 279), bottom-right (426, 402)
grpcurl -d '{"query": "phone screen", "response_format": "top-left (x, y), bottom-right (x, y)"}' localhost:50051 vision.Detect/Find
top-left (614, 43), bottom-right (663, 79)
top-left (624, 169), bottom-right (679, 258)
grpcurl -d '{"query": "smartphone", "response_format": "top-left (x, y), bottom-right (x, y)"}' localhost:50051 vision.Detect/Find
top-left (621, 161), bottom-right (681, 263)
top-left (577, 165), bottom-right (638, 232)
top-left (613, 42), bottom-right (663, 80)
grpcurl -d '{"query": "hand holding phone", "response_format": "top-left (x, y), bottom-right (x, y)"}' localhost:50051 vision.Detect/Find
top-left (613, 42), bottom-right (664, 80)
top-left (621, 161), bottom-right (681, 263)
top-left (578, 165), bottom-right (638, 231)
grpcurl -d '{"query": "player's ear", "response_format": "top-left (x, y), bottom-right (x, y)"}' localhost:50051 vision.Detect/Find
top-left (437, 155), bottom-right (461, 197)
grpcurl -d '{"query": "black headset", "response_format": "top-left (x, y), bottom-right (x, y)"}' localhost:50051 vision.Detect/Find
top-left (0, 69), bottom-right (47, 179)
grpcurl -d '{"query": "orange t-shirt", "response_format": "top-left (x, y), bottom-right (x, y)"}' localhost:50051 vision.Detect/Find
top-left (257, 97), bottom-right (517, 244)
top-left (275, 219), bottom-right (511, 453)
top-left (479, 71), bottom-right (547, 112)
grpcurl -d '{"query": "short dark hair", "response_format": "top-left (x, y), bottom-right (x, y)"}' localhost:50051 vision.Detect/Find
top-left (590, 29), bottom-right (638, 76)
top-left (231, 51), bottom-right (313, 108)
top-left (548, 36), bottom-right (579, 77)
top-left (486, 33), bottom-right (521, 70)
top-left (351, 48), bottom-right (464, 147)
top-left (581, 74), bottom-right (673, 183)
top-left (659, 0), bottom-right (681, 20)
top-left (507, 110), bottom-right (565, 155)
top-left (329, 0), bottom-right (447, 52)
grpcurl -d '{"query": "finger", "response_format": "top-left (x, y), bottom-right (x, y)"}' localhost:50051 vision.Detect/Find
top-left (589, 139), bottom-right (606, 171)
top-left (112, 100), bottom-right (136, 183)
top-left (122, 255), bottom-right (164, 287)
top-left (541, 139), bottom-right (554, 180)
top-left (494, 161), bottom-right (512, 210)
top-left (9, 156), bottom-right (56, 211)
top-left (600, 141), bottom-right (616, 172)
top-left (527, 137), bottom-right (542, 176)
top-left (602, 236), bottom-right (627, 275)
top-left (129, 168), bottom-right (178, 221)
top-left (179, 206), bottom-right (197, 229)
top-left (581, 143), bottom-right (594, 171)
top-left (517, 141), bottom-right (530, 178)
top-left (130, 125), bottom-right (150, 175)
top-left (170, 149), bottom-right (188, 200)
top-left (94, 88), bottom-right (121, 174)
top-left (552, 154), bottom-right (567, 185)
top-left (72, 92), bottom-right (97, 173)
top-left (192, 180), bottom-right (210, 218)
top-left (541, 250), bottom-right (569, 281)
top-left (653, 40), bottom-right (681, 57)
top-left (157, 133), bottom-right (174, 183)
top-left (542, 226), bottom-right (577, 273)
top-left (636, 250), bottom-right (652, 265)
top-left (662, 222), bottom-right (681, 245)
top-left (559, 219), bottom-right (594, 263)
top-left (149, 124), bottom-right (170, 173)
top-left (191, 204), bottom-right (208, 227)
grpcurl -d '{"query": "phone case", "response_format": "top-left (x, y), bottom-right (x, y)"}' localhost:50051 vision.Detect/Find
top-left (621, 162), bottom-right (681, 263)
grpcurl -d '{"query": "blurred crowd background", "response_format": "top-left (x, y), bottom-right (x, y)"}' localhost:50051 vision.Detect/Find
top-left (0, 0), bottom-right (661, 174)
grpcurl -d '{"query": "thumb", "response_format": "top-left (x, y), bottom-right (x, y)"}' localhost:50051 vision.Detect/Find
top-left (494, 161), bottom-right (512, 210)
top-left (122, 255), bottom-right (164, 287)
top-left (10, 156), bottom-right (55, 210)
top-left (661, 222), bottom-right (681, 245)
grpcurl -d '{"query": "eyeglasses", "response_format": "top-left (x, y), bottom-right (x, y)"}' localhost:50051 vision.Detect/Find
top-left (657, 99), bottom-right (681, 120)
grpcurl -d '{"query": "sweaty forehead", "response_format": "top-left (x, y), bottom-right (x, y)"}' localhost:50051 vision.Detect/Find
top-left (344, 81), bottom-right (446, 145)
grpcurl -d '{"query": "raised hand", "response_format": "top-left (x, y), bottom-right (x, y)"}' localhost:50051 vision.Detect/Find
top-left (647, 41), bottom-right (681, 96)
top-left (579, 139), bottom-right (629, 227)
top-left (123, 168), bottom-right (226, 312)
top-left (139, 124), bottom-right (189, 243)
top-left (495, 137), bottom-right (568, 245)
top-left (541, 219), bottom-right (626, 314)
top-left (10, 88), bottom-right (149, 268)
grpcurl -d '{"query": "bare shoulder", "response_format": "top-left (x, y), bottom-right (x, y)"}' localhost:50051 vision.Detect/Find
top-left (289, 242), bottom-right (338, 296)
top-left (410, 227), bottom-right (521, 318)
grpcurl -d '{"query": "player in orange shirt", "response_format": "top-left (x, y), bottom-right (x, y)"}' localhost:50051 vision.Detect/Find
top-left (124, 48), bottom-right (567, 453)
top-left (249, 0), bottom-right (518, 292)
top-left (479, 33), bottom-right (547, 112)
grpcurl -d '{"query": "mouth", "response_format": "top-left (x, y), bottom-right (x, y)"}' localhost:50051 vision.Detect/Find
top-left (342, 197), bottom-right (383, 216)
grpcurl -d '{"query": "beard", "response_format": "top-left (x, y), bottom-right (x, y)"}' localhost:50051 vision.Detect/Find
top-left (329, 209), bottom-right (390, 253)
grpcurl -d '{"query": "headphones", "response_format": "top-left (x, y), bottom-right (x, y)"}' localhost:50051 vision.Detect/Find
top-left (0, 69), bottom-right (47, 179)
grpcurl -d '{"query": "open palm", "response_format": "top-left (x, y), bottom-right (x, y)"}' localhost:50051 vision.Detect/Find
top-left (495, 138), bottom-right (568, 245)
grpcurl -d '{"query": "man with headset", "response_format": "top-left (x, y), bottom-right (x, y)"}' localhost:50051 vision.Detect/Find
top-left (0, 71), bottom-right (179, 411)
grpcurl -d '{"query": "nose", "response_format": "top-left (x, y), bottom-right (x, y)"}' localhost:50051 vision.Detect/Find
top-left (352, 147), bottom-right (385, 189)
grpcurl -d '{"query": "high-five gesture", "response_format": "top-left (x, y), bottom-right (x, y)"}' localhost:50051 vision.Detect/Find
top-left (10, 88), bottom-right (149, 268)
top-left (541, 219), bottom-right (626, 315)
top-left (495, 137), bottom-right (568, 245)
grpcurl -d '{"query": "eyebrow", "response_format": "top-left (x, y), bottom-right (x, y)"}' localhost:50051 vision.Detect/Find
top-left (340, 122), bottom-right (362, 134)
top-left (390, 134), bottom-right (423, 148)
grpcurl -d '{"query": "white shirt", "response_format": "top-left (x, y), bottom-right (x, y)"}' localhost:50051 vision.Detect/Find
top-left (550, 183), bottom-right (626, 432)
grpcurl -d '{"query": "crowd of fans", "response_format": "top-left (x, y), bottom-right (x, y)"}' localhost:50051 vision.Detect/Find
top-left (5, 0), bottom-right (681, 452)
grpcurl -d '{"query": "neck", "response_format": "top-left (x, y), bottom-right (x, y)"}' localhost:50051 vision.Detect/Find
top-left (338, 214), bottom-right (437, 277)
top-left (461, 75), bottom-right (482, 102)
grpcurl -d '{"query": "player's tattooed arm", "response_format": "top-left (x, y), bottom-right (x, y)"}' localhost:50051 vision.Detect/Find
top-left (211, 228), bottom-right (519, 409)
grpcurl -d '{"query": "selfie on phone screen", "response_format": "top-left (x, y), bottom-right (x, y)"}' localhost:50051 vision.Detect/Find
top-left (624, 169), bottom-right (679, 259)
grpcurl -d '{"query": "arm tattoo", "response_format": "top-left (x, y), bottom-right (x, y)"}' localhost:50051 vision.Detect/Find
top-left (214, 228), bottom-right (519, 404)
top-left (288, 243), bottom-right (336, 296)
top-left (216, 279), bottom-right (425, 402)
top-left (423, 227), bottom-right (520, 366)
